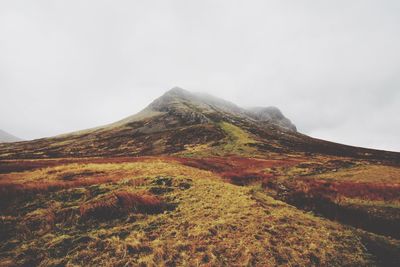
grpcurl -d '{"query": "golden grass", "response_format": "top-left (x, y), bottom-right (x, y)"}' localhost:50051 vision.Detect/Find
top-left (0, 158), bottom-right (386, 266)
top-left (217, 122), bottom-right (257, 154)
top-left (0, 159), bottom-right (217, 189)
top-left (313, 164), bottom-right (400, 184)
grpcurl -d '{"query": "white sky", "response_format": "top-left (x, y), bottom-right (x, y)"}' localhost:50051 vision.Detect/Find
top-left (0, 0), bottom-right (399, 152)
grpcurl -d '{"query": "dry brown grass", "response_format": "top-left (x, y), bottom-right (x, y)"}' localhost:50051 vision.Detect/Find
top-left (314, 164), bottom-right (400, 184)
top-left (0, 159), bottom-right (214, 209)
top-left (0, 157), bottom-right (399, 266)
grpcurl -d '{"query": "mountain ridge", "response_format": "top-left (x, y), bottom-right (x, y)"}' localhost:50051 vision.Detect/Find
top-left (115, 87), bottom-right (296, 131)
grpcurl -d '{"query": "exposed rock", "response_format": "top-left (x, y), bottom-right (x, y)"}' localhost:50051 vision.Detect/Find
top-left (144, 87), bottom-right (296, 132)
top-left (246, 107), bottom-right (297, 132)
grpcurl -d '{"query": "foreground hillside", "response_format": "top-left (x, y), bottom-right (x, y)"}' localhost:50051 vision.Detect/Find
top-left (1, 154), bottom-right (399, 266)
top-left (1, 88), bottom-right (399, 266)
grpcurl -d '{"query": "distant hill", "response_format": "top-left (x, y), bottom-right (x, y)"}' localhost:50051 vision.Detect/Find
top-left (0, 129), bottom-right (22, 143)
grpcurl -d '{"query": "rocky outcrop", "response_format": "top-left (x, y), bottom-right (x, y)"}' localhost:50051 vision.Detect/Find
top-left (144, 87), bottom-right (297, 132)
top-left (246, 107), bottom-right (297, 132)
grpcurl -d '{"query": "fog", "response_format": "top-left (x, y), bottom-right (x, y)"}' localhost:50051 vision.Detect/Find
top-left (1, 1), bottom-right (399, 151)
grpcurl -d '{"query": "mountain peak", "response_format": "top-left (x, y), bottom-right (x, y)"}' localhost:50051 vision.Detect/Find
top-left (148, 87), bottom-right (196, 111)
top-left (162, 87), bottom-right (192, 98)
top-left (142, 88), bottom-right (298, 131)
top-left (167, 86), bottom-right (187, 94)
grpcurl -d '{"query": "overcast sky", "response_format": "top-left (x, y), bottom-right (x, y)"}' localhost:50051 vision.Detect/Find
top-left (1, 1), bottom-right (399, 152)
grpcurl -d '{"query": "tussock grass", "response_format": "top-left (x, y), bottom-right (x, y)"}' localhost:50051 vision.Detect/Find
top-left (262, 162), bottom-right (400, 241)
top-left (0, 157), bottom-right (399, 266)
top-left (80, 191), bottom-right (166, 220)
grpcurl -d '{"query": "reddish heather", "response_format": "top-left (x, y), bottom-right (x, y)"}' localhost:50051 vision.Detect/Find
top-left (115, 191), bottom-right (163, 212)
top-left (80, 191), bottom-right (165, 220)
top-left (176, 156), bottom-right (299, 173)
top-left (287, 178), bottom-right (400, 202)
top-left (176, 156), bottom-right (296, 186)
top-left (0, 156), bottom-right (173, 174)
top-left (0, 176), bottom-right (115, 209)
top-left (222, 171), bottom-right (275, 186)
top-left (334, 182), bottom-right (400, 201)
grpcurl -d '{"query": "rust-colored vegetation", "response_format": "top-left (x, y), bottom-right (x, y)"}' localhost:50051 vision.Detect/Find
top-left (80, 191), bottom-right (166, 220)
top-left (177, 156), bottom-right (297, 186)
top-left (0, 156), bottom-right (399, 266)
top-left (266, 178), bottom-right (400, 203)
top-left (261, 162), bottom-right (400, 240)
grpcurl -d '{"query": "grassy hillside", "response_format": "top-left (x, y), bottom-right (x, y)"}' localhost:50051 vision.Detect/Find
top-left (1, 89), bottom-right (399, 266)
top-left (1, 155), bottom-right (399, 266)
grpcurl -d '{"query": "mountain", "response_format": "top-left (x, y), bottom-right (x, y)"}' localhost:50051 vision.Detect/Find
top-left (0, 87), bottom-right (398, 162)
top-left (0, 129), bottom-right (22, 143)
top-left (1, 87), bottom-right (400, 266)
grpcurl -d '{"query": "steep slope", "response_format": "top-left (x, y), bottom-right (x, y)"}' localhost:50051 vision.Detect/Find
top-left (0, 130), bottom-right (22, 143)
